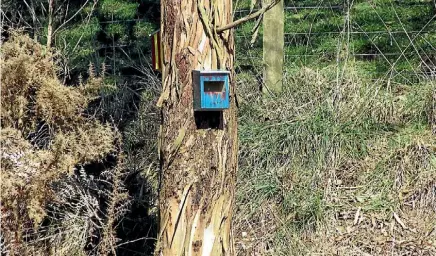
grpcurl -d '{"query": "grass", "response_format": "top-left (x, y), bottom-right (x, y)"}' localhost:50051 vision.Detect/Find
top-left (233, 3), bottom-right (435, 253)
top-left (234, 66), bottom-right (436, 255)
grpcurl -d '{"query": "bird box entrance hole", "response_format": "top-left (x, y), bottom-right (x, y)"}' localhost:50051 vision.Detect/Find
top-left (204, 81), bottom-right (225, 92)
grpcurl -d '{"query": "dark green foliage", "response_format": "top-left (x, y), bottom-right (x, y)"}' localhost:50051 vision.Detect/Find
top-left (56, 18), bottom-right (101, 70)
top-left (100, 0), bottom-right (139, 19)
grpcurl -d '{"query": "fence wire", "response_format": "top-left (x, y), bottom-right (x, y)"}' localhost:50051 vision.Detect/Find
top-left (234, 1), bottom-right (436, 83)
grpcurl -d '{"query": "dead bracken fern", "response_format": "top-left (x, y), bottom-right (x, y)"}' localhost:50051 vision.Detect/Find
top-left (0, 32), bottom-right (125, 255)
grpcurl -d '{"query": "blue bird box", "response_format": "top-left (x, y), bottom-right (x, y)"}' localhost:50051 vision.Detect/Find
top-left (193, 70), bottom-right (230, 111)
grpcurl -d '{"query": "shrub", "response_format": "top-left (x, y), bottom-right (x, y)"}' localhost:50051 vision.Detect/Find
top-left (0, 32), bottom-right (123, 255)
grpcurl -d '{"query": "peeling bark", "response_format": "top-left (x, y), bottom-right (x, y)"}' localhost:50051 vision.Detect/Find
top-left (156, 0), bottom-right (237, 255)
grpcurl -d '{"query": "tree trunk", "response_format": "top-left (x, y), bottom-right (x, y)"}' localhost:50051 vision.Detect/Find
top-left (263, 0), bottom-right (284, 94)
top-left (156, 0), bottom-right (237, 255)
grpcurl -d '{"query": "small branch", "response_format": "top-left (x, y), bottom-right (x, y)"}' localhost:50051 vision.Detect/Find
top-left (216, 0), bottom-right (278, 33)
top-left (53, 0), bottom-right (91, 35)
top-left (250, 13), bottom-right (263, 45)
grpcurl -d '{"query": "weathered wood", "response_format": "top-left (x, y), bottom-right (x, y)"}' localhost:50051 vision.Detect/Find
top-left (156, 0), bottom-right (238, 255)
top-left (47, 0), bottom-right (54, 49)
top-left (263, 0), bottom-right (284, 94)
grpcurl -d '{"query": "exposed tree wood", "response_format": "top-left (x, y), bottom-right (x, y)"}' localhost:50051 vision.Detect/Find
top-left (47, 0), bottom-right (54, 49)
top-left (156, 0), bottom-right (238, 255)
top-left (262, 0), bottom-right (284, 94)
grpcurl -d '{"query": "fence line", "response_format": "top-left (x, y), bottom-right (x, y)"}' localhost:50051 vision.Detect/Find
top-left (284, 31), bottom-right (432, 35)
top-left (235, 5), bottom-right (344, 14)
top-left (236, 30), bottom-right (433, 39)
top-left (283, 53), bottom-right (429, 57)
top-left (99, 18), bottom-right (150, 24)
top-left (234, 3), bottom-right (431, 14)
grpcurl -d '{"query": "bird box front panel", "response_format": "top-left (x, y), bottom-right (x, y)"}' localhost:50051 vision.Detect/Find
top-left (200, 75), bottom-right (229, 110)
top-left (193, 70), bottom-right (230, 111)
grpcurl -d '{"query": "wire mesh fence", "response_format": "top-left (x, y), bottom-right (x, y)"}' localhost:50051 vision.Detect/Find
top-left (234, 0), bottom-right (436, 83)
top-left (38, 1), bottom-right (435, 84)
